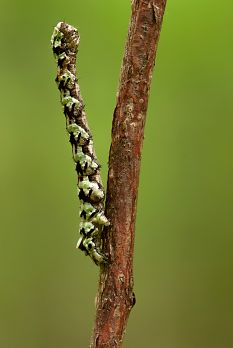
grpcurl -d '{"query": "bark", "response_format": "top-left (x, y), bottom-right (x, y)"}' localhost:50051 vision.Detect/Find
top-left (90, 1), bottom-right (167, 347)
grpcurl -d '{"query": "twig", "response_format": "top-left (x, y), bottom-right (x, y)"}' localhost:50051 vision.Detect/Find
top-left (91, 1), bottom-right (167, 347)
top-left (51, 22), bottom-right (109, 265)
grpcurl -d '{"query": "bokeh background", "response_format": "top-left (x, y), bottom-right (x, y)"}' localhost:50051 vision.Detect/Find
top-left (0, 0), bottom-right (233, 347)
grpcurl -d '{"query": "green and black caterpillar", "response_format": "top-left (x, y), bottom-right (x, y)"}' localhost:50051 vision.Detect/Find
top-left (51, 22), bottom-right (109, 265)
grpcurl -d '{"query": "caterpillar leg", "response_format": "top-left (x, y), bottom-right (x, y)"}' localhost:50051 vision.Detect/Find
top-left (77, 236), bottom-right (107, 265)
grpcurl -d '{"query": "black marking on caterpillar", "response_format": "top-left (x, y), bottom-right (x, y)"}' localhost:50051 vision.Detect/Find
top-left (51, 22), bottom-right (109, 265)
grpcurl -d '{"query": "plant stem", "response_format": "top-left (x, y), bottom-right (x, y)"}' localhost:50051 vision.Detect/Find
top-left (90, 1), bottom-right (167, 347)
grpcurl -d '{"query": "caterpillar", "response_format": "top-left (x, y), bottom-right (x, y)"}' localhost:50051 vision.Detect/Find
top-left (51, 22), bottom-right (109, 265)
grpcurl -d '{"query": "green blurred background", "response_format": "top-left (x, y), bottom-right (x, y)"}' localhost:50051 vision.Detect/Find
top-left (0, 0), bottom-right (233, 347)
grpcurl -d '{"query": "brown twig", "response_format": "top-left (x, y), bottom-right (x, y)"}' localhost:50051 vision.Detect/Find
top-left (90, 0), bottom-right (167, 347)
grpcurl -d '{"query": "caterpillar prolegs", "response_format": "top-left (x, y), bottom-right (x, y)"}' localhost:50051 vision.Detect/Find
top-left (51, 22), bottom-right (109, 265)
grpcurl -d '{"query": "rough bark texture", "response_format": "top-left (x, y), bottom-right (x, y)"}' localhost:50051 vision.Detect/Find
top-left (90, 1), bottom-right (167, 347)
